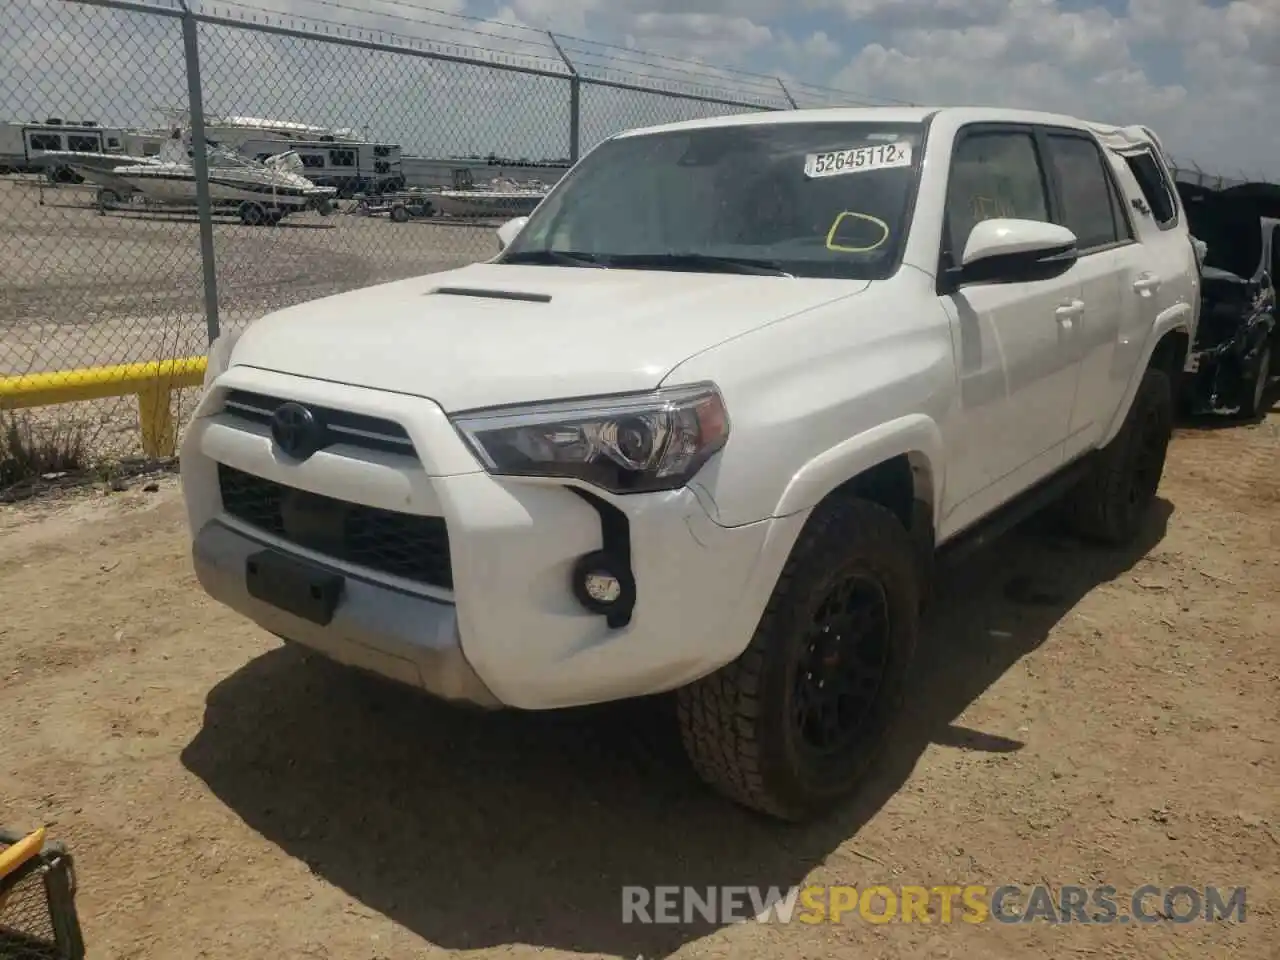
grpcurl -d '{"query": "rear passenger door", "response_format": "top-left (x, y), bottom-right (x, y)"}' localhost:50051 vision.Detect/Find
top-left (1038, 128), bottom-right (1150, 460)
top-left (936, 125), bottom-right (1084, 532)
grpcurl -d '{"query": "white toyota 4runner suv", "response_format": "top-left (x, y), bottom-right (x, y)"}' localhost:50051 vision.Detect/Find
top-left (182, 107), bottom-right (1199, 821)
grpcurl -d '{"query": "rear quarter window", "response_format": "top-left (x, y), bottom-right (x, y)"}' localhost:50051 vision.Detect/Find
top-left (1123, 150), bottom-right (1178, 228)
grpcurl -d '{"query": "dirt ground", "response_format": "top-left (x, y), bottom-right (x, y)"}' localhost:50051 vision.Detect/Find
top-left (1, 411), bottom-right (1277, 959)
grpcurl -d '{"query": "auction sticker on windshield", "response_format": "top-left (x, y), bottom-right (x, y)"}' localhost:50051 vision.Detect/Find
top-left (804, 142), bottom-right (913, 178)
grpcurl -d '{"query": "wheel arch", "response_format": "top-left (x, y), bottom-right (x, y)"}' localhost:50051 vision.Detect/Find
top-left (771, 414), bottom-right (943, 533)
top-left (1098, 305), bottom-right (1193, 448)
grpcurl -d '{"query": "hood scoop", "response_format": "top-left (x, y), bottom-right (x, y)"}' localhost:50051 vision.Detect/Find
top-left (429, 285), bottom-right (551, 303)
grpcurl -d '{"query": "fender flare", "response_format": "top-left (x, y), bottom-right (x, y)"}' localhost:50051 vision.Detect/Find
top-left (1098, 302), bottom-right (1194, 447)
top-left (772, 413), bottom-right (946, 521)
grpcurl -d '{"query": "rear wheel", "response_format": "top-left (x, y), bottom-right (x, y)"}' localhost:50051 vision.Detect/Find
top-left (390, 203), bottom-right (411, 223)
top-left (1063, 366), bottom-right (1173, 545)
top-left (1242, 343), bottom-right (1271, 419)
top-left (239, 201), bottom-right (265, 226)
top-left (677, 498), bottom-right (920, 821)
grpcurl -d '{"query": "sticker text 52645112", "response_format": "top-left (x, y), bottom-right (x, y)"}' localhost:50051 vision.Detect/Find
top-left (804, 142), bottom-right (913, 179)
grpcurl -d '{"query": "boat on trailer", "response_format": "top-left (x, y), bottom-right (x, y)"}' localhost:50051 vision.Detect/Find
top-left (111, 131), bottom-right (337, 224)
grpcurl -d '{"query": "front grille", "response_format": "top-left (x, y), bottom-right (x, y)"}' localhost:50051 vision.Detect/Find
top-left (221, 389), bottom-right (414, 458)
top-left (218, 464), bottom-right (453, 590)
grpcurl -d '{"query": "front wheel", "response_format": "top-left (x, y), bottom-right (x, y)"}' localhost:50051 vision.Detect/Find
top-left (676, 497), bottom-right (921, 821)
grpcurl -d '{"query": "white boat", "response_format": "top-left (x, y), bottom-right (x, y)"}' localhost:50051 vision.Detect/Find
top-left (112, 132), bottom-right (337, 223)
top-left (33, 149), bottom-right (160, 198)
top-left (431, 175), bottom-right (547, 218)
top-left (203, 114), bottom-right (364, 146)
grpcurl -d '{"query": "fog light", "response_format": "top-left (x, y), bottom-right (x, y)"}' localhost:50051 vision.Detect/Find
top-left (571, 549), bottom-right (636, 627)
top-left (584, 570), bottom-right (621, 604)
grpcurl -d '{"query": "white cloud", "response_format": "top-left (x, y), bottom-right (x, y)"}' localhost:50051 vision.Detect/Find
top-left (827, 0), bottom-right (1279, 177)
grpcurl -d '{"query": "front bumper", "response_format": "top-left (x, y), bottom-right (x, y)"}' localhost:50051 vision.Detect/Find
top-left (181, 365), bottom-right (803, 710)
top-left (192, 519), bottom-right (502, 706)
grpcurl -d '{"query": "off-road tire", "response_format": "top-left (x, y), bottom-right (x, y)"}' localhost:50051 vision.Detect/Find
top-left (676, 497), bottom-right (921, 822)
top-left (1242, 344), bottom-right (1271, 420)
top-left (1063, 366), bottom-right (1173, 545)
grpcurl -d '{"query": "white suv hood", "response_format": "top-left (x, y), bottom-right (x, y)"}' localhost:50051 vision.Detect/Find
top-left (229, 262), bottom-right (869, 411)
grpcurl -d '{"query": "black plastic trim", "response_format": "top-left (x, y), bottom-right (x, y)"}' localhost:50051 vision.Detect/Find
top-left (569, 487), bottom-right (635, 627)
top-left (431, 286), bottom-right (552, 303)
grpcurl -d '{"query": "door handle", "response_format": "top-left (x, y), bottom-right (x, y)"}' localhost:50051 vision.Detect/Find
top-left (1133, 274), bottom-right (1162, 294)
top-left (1055, 299), bottom-right (1085, 321)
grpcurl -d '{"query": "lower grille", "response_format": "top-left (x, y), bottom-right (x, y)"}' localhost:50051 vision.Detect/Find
top-left (217, 464), bottom-right (453, 590)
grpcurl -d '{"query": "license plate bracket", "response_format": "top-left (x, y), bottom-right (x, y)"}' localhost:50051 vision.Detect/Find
top-left (245, 548), bottom-right (344, 626)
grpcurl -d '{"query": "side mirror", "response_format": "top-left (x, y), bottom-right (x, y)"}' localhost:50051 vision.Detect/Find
top-left (948, 218), bottom-right (1078, 287)
top-left (496, 216), bottom-right (528, 251)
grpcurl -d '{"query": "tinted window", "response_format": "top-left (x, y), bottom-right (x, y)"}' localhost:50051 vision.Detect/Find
top-left (1046, 134), bottom-right (1120, 250)
top-left (1124, 150), bottom-right (1177, 226)
top-left (67, 135), bottom-right (98, 152)
top-left (29, 133), bottom-right (61, 151)
top-left (945, 131), bottom-right (1050, 257)
top-left (502, 121), bottom-right (926, 280)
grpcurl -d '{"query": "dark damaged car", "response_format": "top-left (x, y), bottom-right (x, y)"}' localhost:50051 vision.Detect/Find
top-left (1177, 178), bottom-right (1279, 418)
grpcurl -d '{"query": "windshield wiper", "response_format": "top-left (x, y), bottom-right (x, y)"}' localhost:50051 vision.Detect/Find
top-left (607, 252), bottom-right (792, 277)
top-left (501, 250), bottom-right (609, 269)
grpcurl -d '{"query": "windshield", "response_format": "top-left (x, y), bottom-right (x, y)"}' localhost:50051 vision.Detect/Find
top-left (500, 120), bottom-right (926, 280)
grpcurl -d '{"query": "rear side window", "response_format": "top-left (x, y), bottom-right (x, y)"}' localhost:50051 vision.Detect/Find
top-left (1044, 134), bottom-right (1123, 251)
top-left (1123, 150), bottom-right (1178, 227)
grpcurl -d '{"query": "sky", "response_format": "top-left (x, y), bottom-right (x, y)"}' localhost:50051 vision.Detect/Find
top-left (4, 0), bottom-right (1278, 178)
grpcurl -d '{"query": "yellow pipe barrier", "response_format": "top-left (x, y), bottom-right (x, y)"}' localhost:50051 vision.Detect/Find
top-left (0, 356), bottom-right (208, 458)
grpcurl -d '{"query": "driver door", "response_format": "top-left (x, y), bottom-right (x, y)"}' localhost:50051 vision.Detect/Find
top-left (936, 126), bottom-right (1084, 537)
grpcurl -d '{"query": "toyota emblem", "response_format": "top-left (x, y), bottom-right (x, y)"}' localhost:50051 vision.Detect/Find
top-left (270, 401), bottom-right (323, 459)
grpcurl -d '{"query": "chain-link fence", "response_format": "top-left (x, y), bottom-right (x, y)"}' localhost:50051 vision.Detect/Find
top-left (0, 0), bottom-right (892, 492)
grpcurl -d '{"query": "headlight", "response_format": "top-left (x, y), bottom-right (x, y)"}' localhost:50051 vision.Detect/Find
top-left (451, 383), bottom-right (730, 494)
top-left (203, 328), bottom-right (242, 389)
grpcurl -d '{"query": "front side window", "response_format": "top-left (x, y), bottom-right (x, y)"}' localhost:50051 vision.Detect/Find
top-left (500, 121), bottom-right (927, 279)
top-left (944, 130), bottom-right (1050, 259)
top-left (29, 133), bottom-right (62, 151)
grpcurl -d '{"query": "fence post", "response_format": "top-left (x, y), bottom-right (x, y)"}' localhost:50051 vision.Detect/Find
top-left (776, 77), bottom-right (797, 109)
top-left (179, 0), bottom-right (221, 345)
top-left (548, 32), bottom-right (581, 162)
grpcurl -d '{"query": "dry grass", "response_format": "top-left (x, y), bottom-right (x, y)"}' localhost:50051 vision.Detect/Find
top-left (0, 411), bottom-right (88, 489)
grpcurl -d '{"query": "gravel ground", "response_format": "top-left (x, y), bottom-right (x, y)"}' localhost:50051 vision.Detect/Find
top-left (0, 410), bottom-right (1276, 959)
